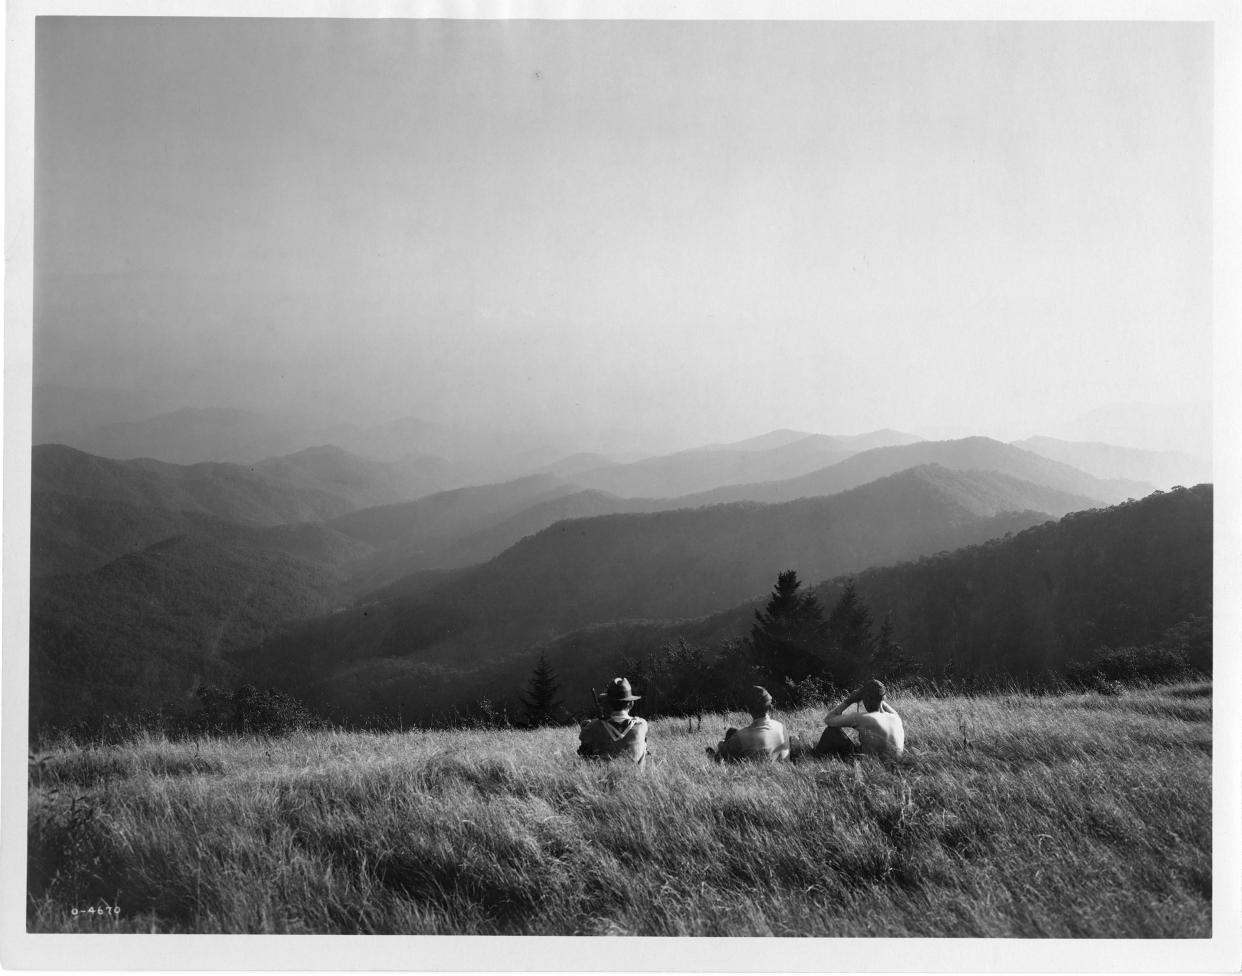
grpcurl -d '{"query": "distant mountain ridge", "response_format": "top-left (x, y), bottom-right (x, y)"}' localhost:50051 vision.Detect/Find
top-left (342, 489), bottom-right (667, 594)
top-left (679, 437), bottom-right (1151, 507)
top-left (567, 429), bottom-right (922, 498)
top-left (25, 424), bottom-right (1200, 731)
top-left (33, 383), bottom-right (162, 443)
top-left (34, 401), bottom-right (555, 485)
top-left (1051, 400), bottom-right (1211, 460)
top-left (40, 406), bottom-right (343, 466)
top-left (463, 484), bottom-right (1213, 723)
top-left (345, 463), bottom-right (1098, 589)
top-left (32, 443), bottom-right (448, 526)
top-left (237, 464), bottom-right (1080, 719)
top-left (809, 484), bottom-right (1212, 677)
top-left (326, 473), bottom-right (576, 547)
top-left (34, 393), bottom-right (622, 485)
top-left (1012, 436), bottom-right (1210, 490)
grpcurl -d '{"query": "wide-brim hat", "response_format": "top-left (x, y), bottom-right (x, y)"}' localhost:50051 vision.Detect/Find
top-left (603, 677), bottom-right (641, 703)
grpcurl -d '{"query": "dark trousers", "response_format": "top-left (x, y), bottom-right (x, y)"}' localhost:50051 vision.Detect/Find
top-left (813, 726), bottom-right (859, 760)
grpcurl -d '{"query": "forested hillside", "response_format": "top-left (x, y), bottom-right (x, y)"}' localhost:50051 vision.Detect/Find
top-left (234, 466), bottom-right (1073, 720)
top-left (25, 444), bottom-right (1207, 733)
top-left (31, 492), bottom-right (233, 577)
top-left (343, 463), bottom-right (1096, 586)
top-left (32, 444), bottom-right (424, 525)
top-left (30, 535), bottom-right (349, 729)
top-left (813, 484), bottom-right (1212, 677)
top-left (343, 489), bottom-right (665, 589)
top-left (504, 485), bottom-right (1212, 717)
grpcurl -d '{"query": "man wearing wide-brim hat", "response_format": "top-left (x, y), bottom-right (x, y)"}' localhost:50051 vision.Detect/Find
top-left (578, 677), bottom-right (649, 765)
top-left (708, 685), bottom-right (791, 763)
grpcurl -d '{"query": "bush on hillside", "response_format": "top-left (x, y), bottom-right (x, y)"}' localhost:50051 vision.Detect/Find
top-left (192, 684), bottom-right (324, 736)
top-left (782, 674), bottom-right (834, 710)
top-left (1066, 644), bottom-right (1194, 688)
top-left (29, 684), bottom-right (326, 746)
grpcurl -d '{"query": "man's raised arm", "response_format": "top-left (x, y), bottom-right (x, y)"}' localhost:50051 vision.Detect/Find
top-left (824, 687), bottom-right (862, 727)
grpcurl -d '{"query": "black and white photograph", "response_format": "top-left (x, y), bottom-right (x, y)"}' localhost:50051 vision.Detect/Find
top-left (2, 1), bottom-right (1239, 970)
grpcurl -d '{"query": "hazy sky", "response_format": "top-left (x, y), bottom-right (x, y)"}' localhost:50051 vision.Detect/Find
top-left (35, 18), bottom-right (1213, 448)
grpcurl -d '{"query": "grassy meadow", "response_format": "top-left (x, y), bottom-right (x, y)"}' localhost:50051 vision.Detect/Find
top-left (27, 683), bottom-right (1211, 936)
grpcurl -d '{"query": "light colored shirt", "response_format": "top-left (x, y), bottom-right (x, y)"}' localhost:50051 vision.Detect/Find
top-left (578, 712), bottom-right (648, 763)
top-left (824, 703), bottom-right (905, 758)
top-left (715, 716), bottom-right (791, 762)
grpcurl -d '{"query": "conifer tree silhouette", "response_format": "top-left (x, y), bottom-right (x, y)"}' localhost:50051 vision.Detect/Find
top-left (750, 570), bottom-right (829, 688)
top-left (521, 653), bottom-right (563, 726)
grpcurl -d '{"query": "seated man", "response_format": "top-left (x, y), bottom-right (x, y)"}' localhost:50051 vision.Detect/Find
top-left (708, 686), bottom-right (791, 762)
top-left (814, 678), bottom-right (905, 760)
top-left (578, 677), bottom-right (648, 764)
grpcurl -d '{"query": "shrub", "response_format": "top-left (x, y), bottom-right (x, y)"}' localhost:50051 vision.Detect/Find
top-left (782, 675), bottom-right (833, 710)
top-left (192, 684), bottom-right (323, 736)
top-left (1066, 644), bottom-right (1192, 688)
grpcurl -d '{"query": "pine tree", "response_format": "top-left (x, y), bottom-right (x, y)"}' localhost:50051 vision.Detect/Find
top-left (826, 578), bottom-right (877, 683)
top-left (520, 653), bottom-right (563, 727)
top-left (870, 612), bottom-right (918, 681)
top-left (750, 570), bottom-right (829, 689)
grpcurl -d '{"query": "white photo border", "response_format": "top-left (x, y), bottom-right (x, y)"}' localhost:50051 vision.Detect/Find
top-left (3, 1), bottom-right (1239, 971)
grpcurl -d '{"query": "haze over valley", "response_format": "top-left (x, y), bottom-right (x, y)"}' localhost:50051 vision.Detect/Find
top-left (29, 391), bottom-right (1213, 728)
top-left (24, 19), bottom-right (1215, 733)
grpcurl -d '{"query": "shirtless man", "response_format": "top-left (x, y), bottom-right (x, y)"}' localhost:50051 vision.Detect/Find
top-left (814, 678), bottom-right (905, 760)
top-left (707, 686), bottom-right (791, 762)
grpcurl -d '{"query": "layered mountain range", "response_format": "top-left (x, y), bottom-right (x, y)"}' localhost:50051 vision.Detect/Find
top-left (26, 415), bottom-right (1213, 730)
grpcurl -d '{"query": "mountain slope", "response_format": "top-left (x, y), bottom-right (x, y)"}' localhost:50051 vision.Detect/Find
top-left (41, 406), bottom-right (340, 465)
top-left (360, 465), bottom-right (1097, 587)
top-left (811, 484), bottom-right (1213, 676)
top-left (1013, 436), bottom-right (1211, 491)
top-left (335, 449), bottom-right (1092, 586)
top-left (29, 533), bottom-right (356, 730)
top-left (535, 453), bottom-right (620, 478)
top-left (250, 445), bottom-right (457, 509)
top-left (345, 489), bottom-right (666, 591)
top-left (32, 444), bottom-right (441, 526)
top-left (565, 429), bottom-right (921, 498)
top-left (466, 484), bottom-right (1214, 721)
top-left (326, 474), bottom-right (577, 548)
top-left (35, 398), bottom-right (606, 485)
top-left (680, 437), bottom-right (1151, 507)
top-left (30, 492), bottom-right (234, 577)
top-left (238, 465), bottom-right (1075, 718)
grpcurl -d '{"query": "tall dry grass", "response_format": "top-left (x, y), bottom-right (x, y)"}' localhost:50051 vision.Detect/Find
top-left (27, 683), bottom-right (1211, 936)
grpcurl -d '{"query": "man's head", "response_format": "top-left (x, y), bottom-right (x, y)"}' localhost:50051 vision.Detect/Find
top-left (747, 685), bottom-right (773, 720)
top-left (603, 676), bottom-right (641, 712)
top-left (860, 678), bottom-right (886, 712)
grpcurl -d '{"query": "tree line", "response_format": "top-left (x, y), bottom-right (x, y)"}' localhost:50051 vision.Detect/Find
top-left (516, 569), bottom-right (916, 726)
top-left (517, 552), bottom-right (1209, 728)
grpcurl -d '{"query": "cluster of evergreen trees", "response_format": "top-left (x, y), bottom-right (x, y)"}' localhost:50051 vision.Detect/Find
top-left (748, 570), bottom-right (912, 697)
top-left (517, 569), bottom-right (913, 724)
